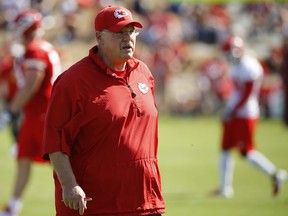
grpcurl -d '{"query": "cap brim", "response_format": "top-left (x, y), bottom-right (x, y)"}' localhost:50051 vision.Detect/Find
top-left (107, 21), bottom-right (143, 33)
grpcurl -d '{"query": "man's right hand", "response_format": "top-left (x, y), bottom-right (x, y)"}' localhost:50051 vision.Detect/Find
top-left (49, 152), bottom-right (89, 215)
top-left (62, 185), bottom-right (88, 215)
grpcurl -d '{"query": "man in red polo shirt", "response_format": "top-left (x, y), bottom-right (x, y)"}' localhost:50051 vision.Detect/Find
top-left (42, 5), bottom-right (165, 216)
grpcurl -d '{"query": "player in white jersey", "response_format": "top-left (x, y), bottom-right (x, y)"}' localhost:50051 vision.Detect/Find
top-left (215, 36), bottom-right (287, 198)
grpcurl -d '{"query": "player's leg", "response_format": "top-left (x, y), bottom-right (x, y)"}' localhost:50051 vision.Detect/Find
top-left (0, 121), bottom-right (32, 216)
top-left (246, 150), bottom-right (276, 176)
top-left (246, 149), bottom-right (288, 196)
top-left (219, 150), bottom-right (234, 198)
top-left (240, 118), bottom-right (288, 196)
top-left (0, 159), bottom-right (31, 216)
top-left (13, 158), bottom-right (32, 198)
top-left (219, 120), bottom-right (235, 198)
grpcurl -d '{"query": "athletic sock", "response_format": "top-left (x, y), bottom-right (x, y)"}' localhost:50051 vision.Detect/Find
top-left (220, 151), bottom-right (234, 197)
top-left (246, 150), bottom-right (277, 176)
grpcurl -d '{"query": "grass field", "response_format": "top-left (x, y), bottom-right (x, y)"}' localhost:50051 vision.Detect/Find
top-left (0, 116), bottom-right (287, 216)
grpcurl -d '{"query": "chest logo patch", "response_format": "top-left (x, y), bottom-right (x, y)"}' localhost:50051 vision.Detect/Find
top-left (138, 83), bottom-right (149, 94)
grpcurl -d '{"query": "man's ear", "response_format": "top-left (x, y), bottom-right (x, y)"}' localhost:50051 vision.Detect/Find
top-left (95, 32), bottom-right (101, 43)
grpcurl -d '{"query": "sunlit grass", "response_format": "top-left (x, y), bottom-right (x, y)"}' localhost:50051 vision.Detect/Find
top-left (0, 116), bottom-right (287, 216)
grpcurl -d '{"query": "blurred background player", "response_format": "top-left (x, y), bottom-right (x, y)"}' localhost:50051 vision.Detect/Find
top-left (0, 41), bottom-right (21, 156)
top-left (0, 9), bottom-right (62, 216)
top-left (216, 35), bottom-right (287, 198)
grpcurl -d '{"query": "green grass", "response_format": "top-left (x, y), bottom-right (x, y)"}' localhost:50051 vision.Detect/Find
top-left (0, 127), bottom-right (54, 215)
top-left (158, 116), bottom-right (288, 216)
top-left (0, 116), bottom-right (287, 216)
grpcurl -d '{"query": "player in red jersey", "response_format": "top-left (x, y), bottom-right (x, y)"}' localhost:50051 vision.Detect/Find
top-left (42, 5), bottom-right (165, 216)
top-left (215, 36), bottom-right (287, 198)
top-left (0, 9), bottom-right (62, 216)
top-left (0, 45), bottom-right (17, 104)
top-left (0, 43), bottom-right (21, 152)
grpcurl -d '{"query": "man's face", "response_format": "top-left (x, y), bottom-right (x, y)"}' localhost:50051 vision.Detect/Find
top-left (97, 24), bottom-right (139, 64)
top-left (224, 46), bottom-right (243, 64)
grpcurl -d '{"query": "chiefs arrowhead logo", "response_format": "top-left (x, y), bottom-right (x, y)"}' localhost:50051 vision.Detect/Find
top-left (114, 9), bottom-right (129, 19)
top-left (138, 83), bottom-right (149, 94)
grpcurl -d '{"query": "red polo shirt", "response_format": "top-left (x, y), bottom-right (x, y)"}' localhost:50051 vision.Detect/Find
top-left (43, 46), bottom-right (165, 215)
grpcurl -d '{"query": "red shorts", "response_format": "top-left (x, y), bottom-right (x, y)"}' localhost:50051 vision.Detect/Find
top-left (221, 118), bottom-right (258, 155)
top-left (17, 114), bottom-right (48, 163)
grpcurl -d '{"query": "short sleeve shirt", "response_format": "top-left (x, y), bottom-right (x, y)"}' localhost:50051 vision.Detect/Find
top-left (227, 55), bottom-right (263, 118)
top-left (43, 46), bottom-right (165, 215)
top-left (14, 38), bottom-right (62, 116)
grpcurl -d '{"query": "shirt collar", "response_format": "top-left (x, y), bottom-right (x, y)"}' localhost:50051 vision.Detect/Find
top-left (89, 46), bottom-right (139, 77)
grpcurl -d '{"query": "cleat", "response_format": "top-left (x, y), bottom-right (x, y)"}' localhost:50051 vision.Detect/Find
top-left (273, 169), bottom-right (288, 196)
top-left (221, 187), bottom-right (234, 199)
top-left (0, 203), bottom-right (22, 216)
top-left (209, 187), bottom-right (234, 199)
top-left (0, 207), bottom-right (13, 216)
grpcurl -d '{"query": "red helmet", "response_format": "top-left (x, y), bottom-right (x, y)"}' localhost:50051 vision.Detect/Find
top-left (221, 36), bottom-right (244, 53)
top-left (221, 36), bottom-right (244, 60)
top-left (13, 9), bottom-right (42, 39)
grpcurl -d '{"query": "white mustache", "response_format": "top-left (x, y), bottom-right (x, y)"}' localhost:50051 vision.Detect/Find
top-left (121, 44), bottom-right (133, 49)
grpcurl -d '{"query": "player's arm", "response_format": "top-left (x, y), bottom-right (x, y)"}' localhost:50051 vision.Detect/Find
top-left (49, 152), bottom-right (87, 215)
top-left (9, 66), bottom-right (45, 113)
top-left (231, 81), bottom-right (254, 116)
